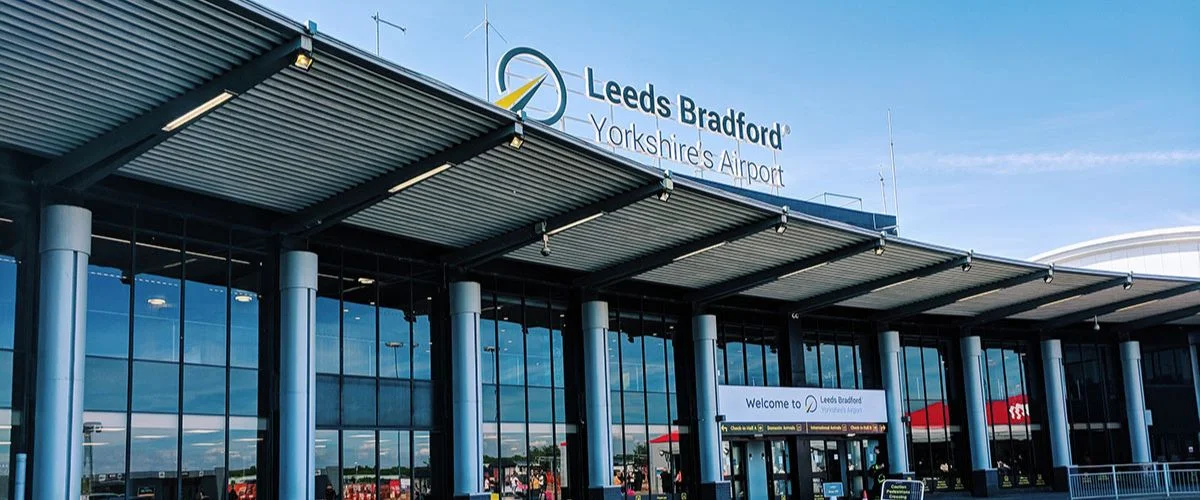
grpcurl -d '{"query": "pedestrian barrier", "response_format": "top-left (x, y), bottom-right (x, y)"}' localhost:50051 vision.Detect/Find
top-left (1068, 462), bottom-right (1200, 499)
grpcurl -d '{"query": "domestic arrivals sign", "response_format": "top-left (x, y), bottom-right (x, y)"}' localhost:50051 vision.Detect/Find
top-left (494, 46), bottom-right (789, 189)
top-left (717, 385), bottom-right (887, 436)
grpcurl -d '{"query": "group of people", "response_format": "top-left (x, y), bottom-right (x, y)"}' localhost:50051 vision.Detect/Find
top-left (484, 469), bottom-right (558, 500)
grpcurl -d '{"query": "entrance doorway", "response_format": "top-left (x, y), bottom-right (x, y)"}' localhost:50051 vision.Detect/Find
top-left (809, 438), bottom-right (883, 500)
top-left (725, 439), bottom-right (794, 500)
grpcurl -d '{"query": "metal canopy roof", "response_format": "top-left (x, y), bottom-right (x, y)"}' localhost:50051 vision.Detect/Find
top-left (3, 0), bottom-right (1199, 334)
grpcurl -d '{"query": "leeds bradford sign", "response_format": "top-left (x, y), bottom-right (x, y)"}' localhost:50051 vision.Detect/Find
top-left (717, 385), bottom-right (887, 436)
top-left (494, 46), bottom-right (788, 189)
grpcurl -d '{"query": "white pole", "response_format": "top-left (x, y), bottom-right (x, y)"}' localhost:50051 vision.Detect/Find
top-left (887, 109), bottom-right (900, 233)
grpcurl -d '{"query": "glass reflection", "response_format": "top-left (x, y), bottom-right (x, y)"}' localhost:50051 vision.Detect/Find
top-left (82, 411), bottom-right (127, 497)
top-left (182, 414), bottom-right (225, 499)
top-left (129, 412), bottom-right (179, 498)
top-left (344, 431), bottom-right (377, 499)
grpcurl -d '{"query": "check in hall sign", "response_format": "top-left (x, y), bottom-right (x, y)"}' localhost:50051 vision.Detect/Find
top-left (717, 385), bottom-right (887, 436)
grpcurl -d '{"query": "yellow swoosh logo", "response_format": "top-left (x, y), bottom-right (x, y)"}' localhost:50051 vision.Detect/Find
top-left (494, 73), bottom-right (547, 111)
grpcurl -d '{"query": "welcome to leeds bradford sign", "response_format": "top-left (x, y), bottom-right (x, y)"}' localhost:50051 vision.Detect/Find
top-left (717, 385), bottom-right (887, 436)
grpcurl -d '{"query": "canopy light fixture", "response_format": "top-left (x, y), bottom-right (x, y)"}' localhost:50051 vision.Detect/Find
top-left (774, 206), bottom-right (789, 234)
top-left (1044, 265), bottom-right (1055, 284)
top-left (778, 262), bottom-right (830, 281)
top-left (673, 241), bottom-right (727, 262)
top-left (357, 277), bottom-right (375, 285)
top-left (234, 294), bottom-right (253, 303)
top-left (1038, 294), bottom-right (1082, 309)
top-left (956, 288), bottom-right (1002, 303)
top-left (545, 212), bottom-right (604, 236)
top-left (874, 234), bottom-right (887, 256)
top-left (1093, 316), bottom-right (1101, 331)
top-left (540, 234), bottom-right (552, 257)
top-left (146, 297), bottom-right (167, 307)
top-left (293, 52), bottom-right (314, 71)
top-left (658, 172), bottom-right (674, 202)
top-left (508, 134), bottom-right (525, 150)
top-left (961, 252), bottom-right (973, 272)
top-left (388, 162), bottom-right (453, 193)
top-left (162, 91), bottom-right (236, 132)
top-left (872, 277), bottom-right (919, 293)
top-left (1115, 299), bottom-right (1160, 313)
top-left (1123, 273), bottom-right (1134, 290)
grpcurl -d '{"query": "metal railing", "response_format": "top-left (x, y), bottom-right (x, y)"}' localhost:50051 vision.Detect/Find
top-left (1069, 462), bottom-right (1200, 499)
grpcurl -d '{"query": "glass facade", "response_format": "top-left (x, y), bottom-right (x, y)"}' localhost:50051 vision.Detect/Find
top-left (0, 250), bottom-right (14, 499)
top-left (980, 341), bottom-right (1046, 489)
top-left (78, 219), bottom-right (264, 500)
top-left (479, 282), bottom-right (569, 500)
top-left (313, 248), bottom-right (437, 500)
top-left (608, 299), bottom-right (679, 496)
top-left (1142, 344), bottom-right (1200, 462)
top-left (899, 336), bottom-right (965, 492)
top-left (1063, 342), bottom-right (1125, 465)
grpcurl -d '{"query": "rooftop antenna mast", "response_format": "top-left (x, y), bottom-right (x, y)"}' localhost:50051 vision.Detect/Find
top-left (879, 165), bottom-right (888, 214)
top-left (371, 12), bottom-right (407, 57)
top-left (887, 109), bottom-right (900, 233)
top-left (466, 0), bottom-right (508, 100)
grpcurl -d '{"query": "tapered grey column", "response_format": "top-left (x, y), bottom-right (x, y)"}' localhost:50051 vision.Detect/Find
top-left (582, 301), bottom-right (614, 488)
top-left (693, 313), bottom-right (729, 500)
top-left (1120, 340), bottom-right (1152, 463)
top-left (879, 330), bottom-right (910, 476)
top-left (1041, 339), bottom-right (1072, 490)
top-left (961, 335), bottom-right (998, 497)
top-left (279, 250), bottom-right (317, 500)
top-left (32, 204), bottom-right (91, 500)
top-left (451, 281), bottom-right (484, 497)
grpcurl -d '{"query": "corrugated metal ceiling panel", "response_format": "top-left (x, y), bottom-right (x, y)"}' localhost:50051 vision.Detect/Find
top-left (506, 188), bottom-right (767, 272)
top-left (741, 243), bottom-right (952, 303)
top-left (924, 271), bottom-right (1107, 317)
top-left (838, 260), bottom-right (1033, 310)
top-left (124, 54), bottom-right (505, 211)
top-left (1169, 315), bottom-right (1200, 325)
top-left (1010, 278), bottom-right (1182, 321)
top-left (632, 223), bottom-right (871, 289)
top-left (1098, 291), bottom-right (1200, 323)
top-left (348, 138), bottom-right (650, 248)
top-left (0, 0), bottom-right (282, 156)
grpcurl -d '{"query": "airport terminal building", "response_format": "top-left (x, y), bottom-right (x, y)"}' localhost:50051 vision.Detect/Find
top-left (2, 2), bottom-right (1200, 500)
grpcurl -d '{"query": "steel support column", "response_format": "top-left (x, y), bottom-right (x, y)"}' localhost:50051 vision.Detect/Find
top-left (961, 335), bottom-right (998, 497)
top-left (450, 281), bottom-right (486, 499)
top-left (582, 301), bottom-right (621, 500)
top-left (1120, 340), bottom-right (1152, 464)
top-left (693, 313), bottom-right (731, 500)
top-left (1041, 339), bottom-right (1072, 491)
top-left (879, 330), bottom-right (911, 476)
top-left (279, 250), bottom-right (317, 500)
top-left (31, 204), bottom-right (91, 500)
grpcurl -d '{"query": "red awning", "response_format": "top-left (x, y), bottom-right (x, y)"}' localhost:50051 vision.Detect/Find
top-left (650, 431), bottom-right (680, 444)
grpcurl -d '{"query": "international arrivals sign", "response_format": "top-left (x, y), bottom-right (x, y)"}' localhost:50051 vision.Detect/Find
top-left (494, 47), bottom-right (789, 189)
top-left (717, 385), bottom-right (887, 436)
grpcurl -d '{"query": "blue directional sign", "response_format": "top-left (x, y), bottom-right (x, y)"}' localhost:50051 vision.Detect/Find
top-left (823, 482), bottom-right (845, 498)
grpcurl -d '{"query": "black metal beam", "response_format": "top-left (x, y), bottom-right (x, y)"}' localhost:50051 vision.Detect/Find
top-left (33, 36), bottom-right (312, 190)
top-left (683, 238), bottom-right (882, 306)
top-left (960, 275), bottom-right (1130, 328)
top-left (272, 122), bottom-right (522, 236)
top-left (441, 176), bottom-right (672, 268)
top-left (1116, 304), bottom-right (1200, 333)
top-left (874, 269), bottom-right (1050, 322)
top-left (781, 254), bottom-right (972, 316)
top-left (573, 210), bottom-right (788, 289)
top-left (1036, 283), bottom-right (1200, 331)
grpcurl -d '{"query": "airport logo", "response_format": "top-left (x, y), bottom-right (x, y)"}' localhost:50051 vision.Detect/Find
top-left (494, 46), bottom-right (789, 189)
top-left (494, 47), bottom-right (567, 126)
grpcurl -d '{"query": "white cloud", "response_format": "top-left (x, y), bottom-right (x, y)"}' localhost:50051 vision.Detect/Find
top-left (915, 150), bottom-right (1200, 174)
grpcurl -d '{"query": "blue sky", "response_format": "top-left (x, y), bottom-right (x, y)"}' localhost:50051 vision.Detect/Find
top-left (261, 0), bottom-right (1199, 259)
